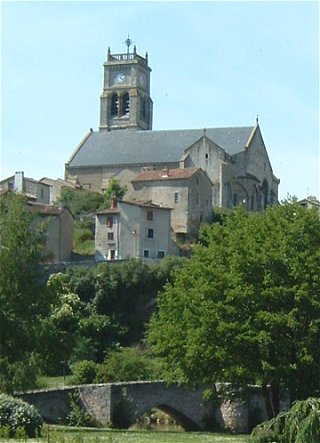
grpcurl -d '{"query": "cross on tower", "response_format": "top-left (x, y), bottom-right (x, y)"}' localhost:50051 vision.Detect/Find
top-left (124, 34), bottom-right (134, 55)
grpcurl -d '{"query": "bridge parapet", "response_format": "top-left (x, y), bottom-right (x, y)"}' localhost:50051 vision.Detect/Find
top-left (20, 381), bottom-right (277, 433)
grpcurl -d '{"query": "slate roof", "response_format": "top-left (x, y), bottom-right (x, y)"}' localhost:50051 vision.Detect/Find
top-left (66, 126), bottom-right (255, 168)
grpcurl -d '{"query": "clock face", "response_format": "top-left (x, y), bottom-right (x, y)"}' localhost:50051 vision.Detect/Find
top-left (115, 73), bottom-right (127, 84)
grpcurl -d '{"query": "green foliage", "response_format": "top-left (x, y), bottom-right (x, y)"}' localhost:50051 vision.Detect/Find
top-left (96, 347), bottom-right (162, 383)
top-left (250, 398), bottom-right (320, 443)
top-left (71, 360), bottom-right (97, 384)
top-left (38, 273), bottom-right (81, 375)
top-left (61, 257), bottom-right (186, 366)
top-left (58, 188), bottom-right (104, 215)
top-left (0, 193), bottom-right (50, 392)
top-left (72, 219), bottom-right (95, 256)
top-left (66, 392), bottom-right (96, 427)
top-left (0, 393), bottom-right (43, 438)
top-left (101, 178), bottom-right (127, 208)
top-left (148, 203), bottom-right (320, 415)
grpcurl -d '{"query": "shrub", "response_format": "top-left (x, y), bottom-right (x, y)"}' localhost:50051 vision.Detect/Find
top-left (0, 393), bottom-right (43, 437)
top-left (72, 360), bottom-right (97, 384)
top-left (250, 397), bottom-right (320, 443)
top-left (96, 347), bottom-right (162, 383)
top-left (66, 392), bottom-right (96, 427)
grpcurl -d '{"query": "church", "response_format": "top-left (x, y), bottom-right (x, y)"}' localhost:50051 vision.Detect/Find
top-left (65, 43), bottom-right (280, 213)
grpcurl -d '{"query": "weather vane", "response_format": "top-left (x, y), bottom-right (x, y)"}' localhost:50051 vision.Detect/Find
top-left (124, 34), bottom-right (134, 55)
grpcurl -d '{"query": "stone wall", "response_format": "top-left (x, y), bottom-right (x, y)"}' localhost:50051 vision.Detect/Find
top-left (21, 382), bottom-right (288, 433)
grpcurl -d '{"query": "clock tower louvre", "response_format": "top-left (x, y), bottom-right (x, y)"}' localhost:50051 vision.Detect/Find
top-left (99, 45), bottom-right (153, 131)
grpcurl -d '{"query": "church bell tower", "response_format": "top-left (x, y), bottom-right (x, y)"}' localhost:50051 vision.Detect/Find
top-left (99, 38), bottom-right (153, 131)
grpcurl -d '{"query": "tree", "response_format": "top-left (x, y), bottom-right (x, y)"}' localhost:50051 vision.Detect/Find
top-left (38, 273), bottom-right (81, 375)
top-left (148, 201), bottom-right (320, 418)
top-left (101, 178), bottom-right (127, 208)
top-left (57, 188), bottom-right (104, 215)
top-left (0, 194), bottom-right (50, 392)
top-left (96, 347), bottom-right (162, 383)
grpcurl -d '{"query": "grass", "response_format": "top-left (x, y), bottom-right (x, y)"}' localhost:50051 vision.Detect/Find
top-left (9, 426), bottom-right (250, 443)
top-left (72, 220), bottom-right (95, 256)
top-left (37, 375), bottom-right (73, 389)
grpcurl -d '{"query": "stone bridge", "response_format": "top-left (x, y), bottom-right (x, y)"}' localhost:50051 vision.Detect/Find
top-left (21, 381), bottom-right (271, 433)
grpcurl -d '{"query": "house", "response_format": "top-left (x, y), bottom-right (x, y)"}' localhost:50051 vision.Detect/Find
top-left (0, 171), bottom-right (50, 204)
top-left (95, 198), bottom-right (173, 261)
top-left (298, 197), bottom-right (320, 214)
top-left (28, 202), bottom-right (74, 262)
top-left (39, 177), bottom-right (81, 204)
top-left (65, 45), bottom-right (279, 212)
top-left (130, 167), bottom-right (213, 239)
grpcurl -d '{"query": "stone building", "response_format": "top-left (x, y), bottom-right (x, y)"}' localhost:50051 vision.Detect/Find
top-left (95, 198), bottom-right (172, 260)
top-left (130, 167), bottom-right (213, 238)
top-left (65, 44), bottom-right (279, 211)
top-left (28, 202), bottom-right (74, 263)
top-left (0, 171), bottom-right (51, 204)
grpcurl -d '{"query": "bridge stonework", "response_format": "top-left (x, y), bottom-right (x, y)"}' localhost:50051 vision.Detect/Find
top-left (21, 381), bottom-right (273, 433)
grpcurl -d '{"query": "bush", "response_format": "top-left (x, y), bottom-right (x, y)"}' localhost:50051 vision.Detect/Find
top-left (96, 347), bottom-right (162, 383)
top-left (0, 393), bottom-right (43, 437)
top-left (66, 392), bottom-right (96, 427)
top-left (72, 360), bottom-right (97, 384)
top-left (250, 397), bottom-right (320, 443)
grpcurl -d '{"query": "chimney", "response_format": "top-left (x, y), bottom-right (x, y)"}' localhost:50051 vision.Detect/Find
top-left (111, 196), bottom-right (117, 208)
top-left (162, 167), bottom-right (169, 178)
top-left (14, 171), bottom-right (24, 193)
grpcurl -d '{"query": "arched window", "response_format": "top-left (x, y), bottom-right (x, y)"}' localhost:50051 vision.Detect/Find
top-left (111, 94), bottom-right (118, 116)
top-left (233, 193), bottom-right (238, 207)
top-left (121, 93), bottom-right (130, 116)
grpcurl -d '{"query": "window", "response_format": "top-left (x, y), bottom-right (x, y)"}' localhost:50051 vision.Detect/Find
top-left (157, 250), bottom-right (165, 259)
top-left (147, 228), bottom-right (154, 239)
top-left (121, 93), bottom-right (130, 116)
top-left (107, 216), bottom-right (113, 228)
top-left (107, 232), bottom-right (114, 242)
top-left (111, 94), bottom-right (118, 116)
top-left (109, 249), bottom-right (116, 260)
top-left (205, 153), bottom-right (209, 160)
top-left (146, 210), bottom-right (153, 221)
top-left (143, 249), bottom-right (149, 258)
top-left (40, 188), bottom-right (44, 199)
top-left (174, 191), bottom-right (180, 204)
top-left (233, 194), bottom-right (238, 206)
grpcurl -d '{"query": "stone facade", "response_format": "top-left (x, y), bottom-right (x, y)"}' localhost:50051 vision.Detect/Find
top-left (95, 198), bottom-right (173, 260)
top-left (130, 167), bottom-right (213, 236)
top-left (39, 177), bottom-right (80, 204)
top-left (28, 202), bottom-right (74, 262)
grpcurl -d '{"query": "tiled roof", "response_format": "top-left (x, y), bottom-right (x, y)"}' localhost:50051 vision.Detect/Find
top-left (67, 126), bottom-right (255, 168)
top-left (96, 199), bottom-right (171, 214)
top-left (132, 167), bottom-right (200, 182)
top-left (27, 202), bottom-right (67, 216)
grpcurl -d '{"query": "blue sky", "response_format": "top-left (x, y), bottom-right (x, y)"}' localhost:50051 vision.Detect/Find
top-left (1, 1), bottom-right (319, 201)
